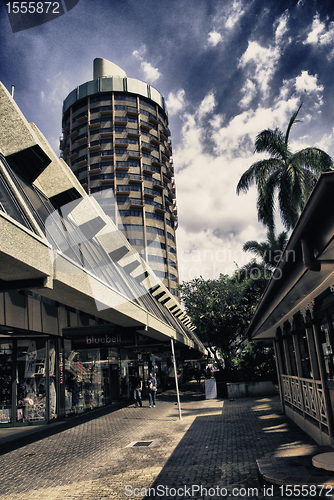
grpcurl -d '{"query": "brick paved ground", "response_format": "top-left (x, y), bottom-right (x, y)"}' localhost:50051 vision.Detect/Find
top-left (0, 386), bottom-right (333, 500)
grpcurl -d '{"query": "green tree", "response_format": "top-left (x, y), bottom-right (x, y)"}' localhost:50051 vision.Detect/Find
top-left (243, 229), bottom-right (288, 269)
top-left (178, 268), bottom-right (269, 374)
top-left (231, 341), bottom-right (276, 382)
top-left (236, 105), bottom-right (333, 231)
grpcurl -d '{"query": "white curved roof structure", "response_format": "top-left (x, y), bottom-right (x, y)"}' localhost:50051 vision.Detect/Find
top-left (93, 58), bottom-right (127, 79)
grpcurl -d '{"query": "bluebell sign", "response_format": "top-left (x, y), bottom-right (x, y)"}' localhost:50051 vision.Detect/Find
top-left (3, 0), bottom-right (81, 33)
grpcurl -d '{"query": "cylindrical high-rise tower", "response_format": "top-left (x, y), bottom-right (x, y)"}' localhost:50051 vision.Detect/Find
top-left (60, 58), bottom-right (179, 298)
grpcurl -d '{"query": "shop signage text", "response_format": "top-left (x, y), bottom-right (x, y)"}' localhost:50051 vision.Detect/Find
top-left (86, 335), bottom-right (118, 345)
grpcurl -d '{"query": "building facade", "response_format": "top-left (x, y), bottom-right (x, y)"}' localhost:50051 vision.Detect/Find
top-left (0, 81), bottom-right (204, 427)
top-left (60, 58), bottom-right (179, 299)
top-left (247, 171), bottom-right (334, 446)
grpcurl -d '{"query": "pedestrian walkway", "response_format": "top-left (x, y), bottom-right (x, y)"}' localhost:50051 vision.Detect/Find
top-left (1, 383), bottom-right (334, 499)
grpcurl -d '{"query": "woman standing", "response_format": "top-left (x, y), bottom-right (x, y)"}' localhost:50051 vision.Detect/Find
top-left (147, 372), bottom-right (157, 407)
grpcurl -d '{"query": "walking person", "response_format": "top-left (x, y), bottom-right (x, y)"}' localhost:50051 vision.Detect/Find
top-left (133, 373), bottom-right (143, 407)
top-left (147, 372), bottom-right (157, 407)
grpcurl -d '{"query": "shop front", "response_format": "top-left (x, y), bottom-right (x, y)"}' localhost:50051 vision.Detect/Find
top-left (61, 326), bottom-right (184, 412)
top-left (0, 336), bottom-right (58, 426)
top-left (0, 322), bottom-right (196, 426)
top-left (63, 340), bottom-right (120, 416)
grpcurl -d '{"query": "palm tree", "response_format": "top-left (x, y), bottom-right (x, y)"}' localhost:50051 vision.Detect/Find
top-left (236, 105), bottom-right (333, 231)
top-left (242, 229), bottom-right (288, 269)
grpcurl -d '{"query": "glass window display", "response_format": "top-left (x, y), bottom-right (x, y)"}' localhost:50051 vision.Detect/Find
top-left (16, 339), bottom-right (46, 423)
top-left (0, 342), bottom-right (13, 424)
top-left (64, 344), bottom-right (118, 415)
top-left (49, 340), bottom-right (57, 420)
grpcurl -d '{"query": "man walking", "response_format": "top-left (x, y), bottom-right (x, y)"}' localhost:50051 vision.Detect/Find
top-left (133, 373), bottom-right (143, 407)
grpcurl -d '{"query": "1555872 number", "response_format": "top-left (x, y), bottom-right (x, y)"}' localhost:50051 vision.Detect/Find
top-left (279, 484), bottom-right (333, 496)
top-left (5, 2), bottom-right (60, 14)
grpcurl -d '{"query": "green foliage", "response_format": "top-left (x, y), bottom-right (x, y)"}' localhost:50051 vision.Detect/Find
top-left (230, 342), bottom-right (277, 382)
top-left (243, 229), bottom-right (288, 269)
top-left (178, 264), bottom-right (270, 374)
top-left (236, 105), bottom-right (334, 231)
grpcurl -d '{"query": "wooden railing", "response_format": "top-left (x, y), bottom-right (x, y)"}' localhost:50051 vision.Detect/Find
top-left (282, 375), bottom-right (328, 427)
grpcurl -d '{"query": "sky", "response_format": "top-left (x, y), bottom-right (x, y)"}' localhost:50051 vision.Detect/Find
top-left (1, 0), bottom-right (334, 284)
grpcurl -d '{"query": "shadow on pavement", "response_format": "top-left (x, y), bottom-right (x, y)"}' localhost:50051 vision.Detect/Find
top-left (0, 400), bottom-right (129, 456)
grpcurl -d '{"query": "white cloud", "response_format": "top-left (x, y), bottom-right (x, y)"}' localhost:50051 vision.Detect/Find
top-left (238, 13), bottom-right (291, 101)
top-left (140, 61), bottom-right (160, 83)
top-left (166, 89), bottom-right (186, 115)
top-left (133, 48), bottom-right (146, 59)
top-left (208, 31), bottom-right (222, 46)
top-left (133, 47), bottom-right (161, 83)
top-left (225, 0), bottom-right (245, 29)
top-left (319, 23), bottom-right (334, 45)
top-left (275, 11), bottom-right (289, 44)
top-left (238, 41), bottom-right (280, 98)
top-left (304, 14), bottom-right (326, 45)
top-left (303, 14), bottom-right (334, 55)
top-left (198, 92), bottom-right (215, 119)
top-left (313, 129), bottom-right (334, 152)
top-left (295, 70), bottom-right (324, 94)
top-left (239, 79), bottom-right (257, 109)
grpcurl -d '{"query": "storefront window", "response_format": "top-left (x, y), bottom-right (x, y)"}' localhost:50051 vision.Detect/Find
top-left (49, 340), bottom-right (57, 420)
top-left (0, 342), bottom-right (13, 424)
top-left (321, 317), bottom-right (334, 381)
top-left (16, 339), bottom-right (47, 423)
top-left (64, 343), bottom-right (117, 415)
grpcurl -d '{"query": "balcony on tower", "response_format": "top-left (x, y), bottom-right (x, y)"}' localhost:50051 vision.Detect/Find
top-left (76, 134), bottom-right (88, 145)
top-left (141, 143), bottom-right (154, 153)
top-left (73, 155), bottom-right (88, 167)
top-left (151, 157), bottom-right (163, 168)
top-left (114, 116), bottom-right (128, 126)
top-left (149, 113), bottom-right (159, 125)
top-left (100, 150), bottom-right (114, 160)
top-left (126, 106), bottom-right (139, 117)
top-left (101, 173), bottom-right (114, 185)
top-left (128, 150), bottom-right (141, 160)
top-left (100, 128), bottom-right (113, 137)
top-left (114, 138), bottom-right (128, 148)
top-left (144, 187), bottom-right (157, 199)
top-left (88, 141), bottom-right (101, 151)
top-left (75, 111), bottom-right (88, 123)
top-left (140, 120), bottom-right (152, 131)
top-left (89, 166), bottom-right (102, 175)
top-left (154, 202), bottom-right (167, 214)
top-left (117, 185), bottom-right (131, 195)
top-left (128, 129), bottom-right (140, 138)
top-left (99, 105), bottom-right (113, 116)
top-left (128, 173), bottom-right (143, 184)
top-left (68, 129), bottom-right (79, 140)
top-left (68, 150), bottom-right (79, 161)
top-left (88, 118), bottom-right (101, 129)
